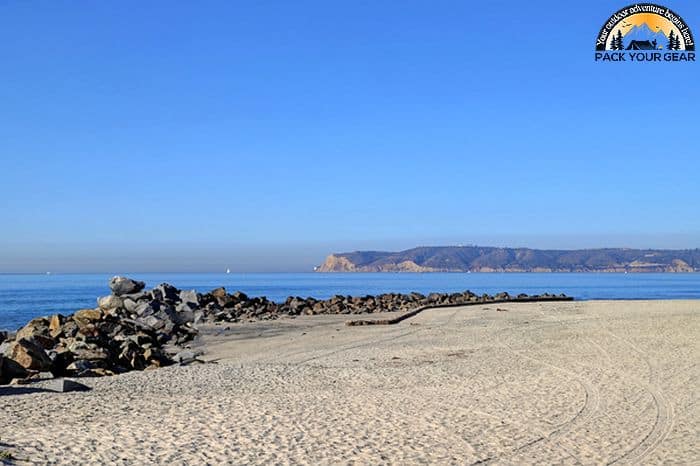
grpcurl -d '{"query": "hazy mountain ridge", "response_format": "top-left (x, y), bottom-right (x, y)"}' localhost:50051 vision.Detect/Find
top-left (317, 246), bottom-right (700, 272)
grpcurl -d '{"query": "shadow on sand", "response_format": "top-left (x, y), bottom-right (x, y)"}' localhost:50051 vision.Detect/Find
top-left (0, 386), bottom-right (55, 396)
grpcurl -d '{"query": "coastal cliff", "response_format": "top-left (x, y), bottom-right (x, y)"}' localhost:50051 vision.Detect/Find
top-left (317, 246), bottom-right (700, 272)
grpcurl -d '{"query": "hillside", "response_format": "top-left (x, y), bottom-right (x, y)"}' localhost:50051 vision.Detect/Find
top-left (316, 246), bottom-right (700, 272)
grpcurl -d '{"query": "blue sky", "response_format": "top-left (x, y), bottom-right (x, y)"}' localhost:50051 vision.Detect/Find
top-left (1, 1), bottom-right (699, 272)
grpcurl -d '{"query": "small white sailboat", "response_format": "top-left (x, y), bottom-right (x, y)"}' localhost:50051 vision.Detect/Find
top-left (226, 268), bottom-right (231, 274)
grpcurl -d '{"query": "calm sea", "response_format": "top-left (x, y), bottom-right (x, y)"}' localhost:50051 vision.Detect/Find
top-left (1, 272), bottom-right (699, 331)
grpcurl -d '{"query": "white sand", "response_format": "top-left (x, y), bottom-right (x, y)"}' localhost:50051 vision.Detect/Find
top-left (1, 300), bottom-right (698, 465)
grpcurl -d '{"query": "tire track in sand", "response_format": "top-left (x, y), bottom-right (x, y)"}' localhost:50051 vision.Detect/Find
top-left (597, 323), bottom-right (675, 466)
top-left (477, 316), bottom-right (602, 465)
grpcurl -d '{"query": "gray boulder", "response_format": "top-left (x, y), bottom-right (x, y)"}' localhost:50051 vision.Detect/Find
top-left (137, 315), bottom-right (164, 330)
top-left (153, 283), bottom-right (179, 302)
top-left (97, 294), bottom-right (123, 311)
top-left (122, 297), bottom-right (139, 313)
top-left (180, 290), bottom-right (200, 306)
top-left (120, 291), bottom-right (147, 302)
top-left (174, 303), bottom-right (195, 324)
top-left (133, 301), bottom-right (158, 317)
top-left (109, 276), bottom-right (146, 296)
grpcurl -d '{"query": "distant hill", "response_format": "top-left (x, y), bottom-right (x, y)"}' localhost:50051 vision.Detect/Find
top-left (316, 246), bottom-right (700, 272)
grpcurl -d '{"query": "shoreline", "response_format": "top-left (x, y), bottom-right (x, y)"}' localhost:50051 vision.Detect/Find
top-left (0, 278), bottom-right (571, 384)
top-left (3, 294), bottom-right (700, 335)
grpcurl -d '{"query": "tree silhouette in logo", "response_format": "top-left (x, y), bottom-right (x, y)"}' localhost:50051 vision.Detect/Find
top-left (610, 30), bottom-right (624, 50)
top-left (668, 30), bottom-right (683, 50)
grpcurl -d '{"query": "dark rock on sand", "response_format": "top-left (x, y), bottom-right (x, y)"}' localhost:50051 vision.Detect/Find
top-left (109, 276), bottom-right (146, 296)
top-left (3, 338), bottom-right (53, 372)
top-left (0, 355), bottom-right (29, 384)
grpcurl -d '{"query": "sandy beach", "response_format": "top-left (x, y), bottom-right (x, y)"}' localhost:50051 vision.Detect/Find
top-left (1, 300), bottom-right (698, 465)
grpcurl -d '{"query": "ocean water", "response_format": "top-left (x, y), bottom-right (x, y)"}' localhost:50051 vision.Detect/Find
top-left (1, 272), bottom-right (699, 331)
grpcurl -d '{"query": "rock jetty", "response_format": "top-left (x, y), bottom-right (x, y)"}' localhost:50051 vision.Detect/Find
top-left (0, 277), bottom-right (572, 384)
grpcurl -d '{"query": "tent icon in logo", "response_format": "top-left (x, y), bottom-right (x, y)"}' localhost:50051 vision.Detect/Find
top-left (626, 40), bottom-right (658, 50)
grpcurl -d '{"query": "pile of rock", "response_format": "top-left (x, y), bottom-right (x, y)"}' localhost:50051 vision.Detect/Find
top-left (0, 277), bottom-right (198, 384)
top-left (0, 276), bottom-right (571, 383)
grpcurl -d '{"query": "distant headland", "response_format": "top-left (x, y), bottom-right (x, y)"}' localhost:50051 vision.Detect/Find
top-left (316, 246), bottom-right (700, 272)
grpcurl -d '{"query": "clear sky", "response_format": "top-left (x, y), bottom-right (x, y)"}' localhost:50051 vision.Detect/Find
top-left (1, 1), bottom-right (699, 272)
